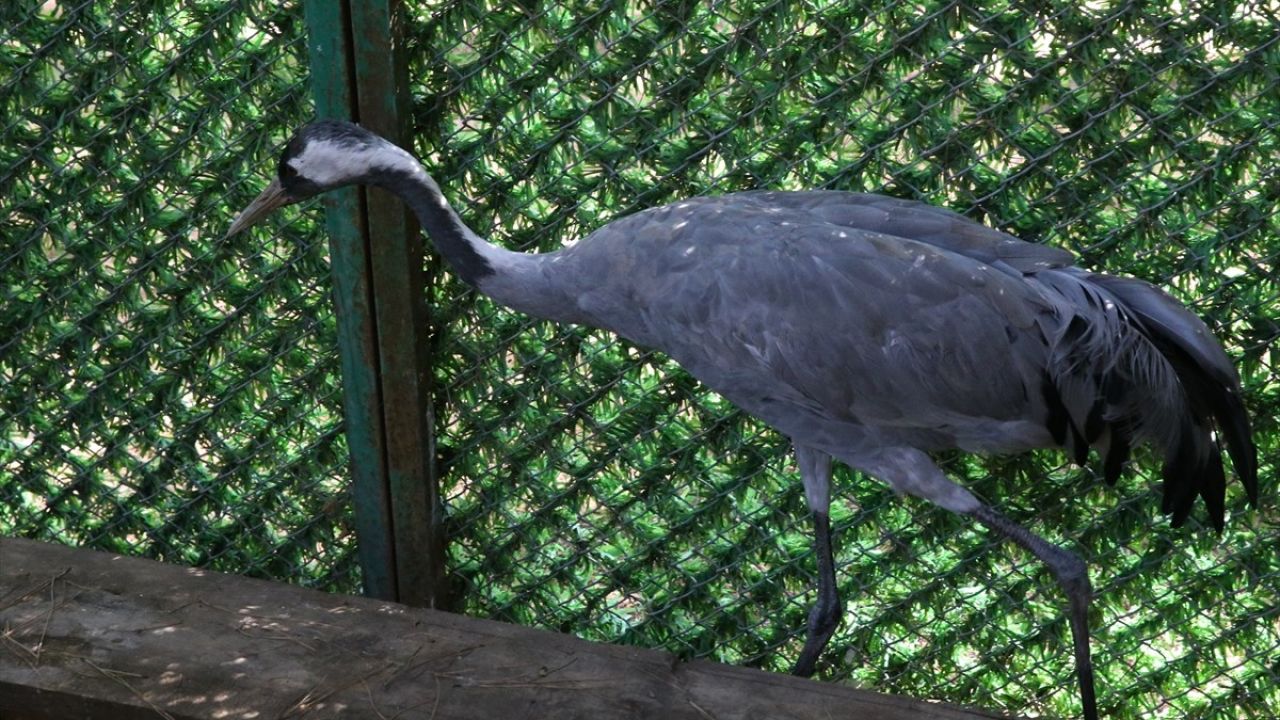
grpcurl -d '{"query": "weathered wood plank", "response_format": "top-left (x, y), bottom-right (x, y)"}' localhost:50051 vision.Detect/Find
top-left (0, 539), bottom-right (1013, 719)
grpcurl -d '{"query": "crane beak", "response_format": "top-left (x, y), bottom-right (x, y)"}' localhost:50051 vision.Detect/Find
top-left (225, 177), bottom-right (295, 238)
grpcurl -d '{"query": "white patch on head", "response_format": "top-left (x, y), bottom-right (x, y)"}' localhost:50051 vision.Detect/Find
top-left (289, 138), bottom-right (418, 187)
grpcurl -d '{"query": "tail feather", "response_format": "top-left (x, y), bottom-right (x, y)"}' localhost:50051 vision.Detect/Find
top-left (1102, 425), bottom-right (1130, 486)
top-left (1037, 270), bottom-right (1257, 529)
top-left (1090, 275), bottom-right (1259, 509)
top-left (1218, 391), bottom-right (1259, 505)
top-left (1162, 422), bottom-right (1226, 530)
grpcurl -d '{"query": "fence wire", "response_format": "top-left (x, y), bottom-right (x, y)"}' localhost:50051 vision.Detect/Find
top-left (0, 1), bottom-right (358, 590)
top-left (3, 1), bottom-right (1279, 719)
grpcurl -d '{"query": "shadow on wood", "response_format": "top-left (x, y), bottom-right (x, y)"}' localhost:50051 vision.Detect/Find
top-left (0, 538), bottom-right (1014, 719)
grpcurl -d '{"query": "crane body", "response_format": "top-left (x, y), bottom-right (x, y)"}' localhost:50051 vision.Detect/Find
top-left (228, 121), bottom-right (1258, 720)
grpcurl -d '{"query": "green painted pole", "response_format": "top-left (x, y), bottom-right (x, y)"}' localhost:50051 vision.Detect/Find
top-left (301, 0), bottom-right (447, 608)
top-left (348, 0), bottom-right (449, 611)
top-left (301, 0), bottom-right (396, 602)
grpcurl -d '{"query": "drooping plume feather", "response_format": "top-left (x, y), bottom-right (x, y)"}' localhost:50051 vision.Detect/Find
top-left (1034, 269), bottom-right (1256, 530)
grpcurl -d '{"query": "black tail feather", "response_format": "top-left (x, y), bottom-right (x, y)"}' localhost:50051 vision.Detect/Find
top-left (1162, 422), bottom-right (1226, 531)
top-left (1203, 448), bottom-right (1227, 532)
top-left (1088, 274), bottom-right (1258, 528)
top-left (1161, 433), bottom-right (1199, 526)
top-left (1213, 390), bottom-right (1258, 506)
top-left (1148, 338), bottom-right (1254, 530)
top-left (1103, 426), bottom-right (1129, 486)
top-left (1042, 374), bottom-right (1089, 465)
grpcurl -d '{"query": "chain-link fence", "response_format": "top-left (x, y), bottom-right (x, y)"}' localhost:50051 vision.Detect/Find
top-left (3, 1), bottom-right (1278, 718)
top-left (0, 1), bottom-right (357, 589)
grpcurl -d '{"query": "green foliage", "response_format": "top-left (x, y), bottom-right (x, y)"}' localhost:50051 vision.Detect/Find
top-left (2, 1), bottom-right (1277, 718)
top-left (0, 1), bottom-right (358, 590)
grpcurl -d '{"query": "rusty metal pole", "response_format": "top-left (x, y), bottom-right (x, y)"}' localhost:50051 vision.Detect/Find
top-left (302, 0), bottom-right (448, 609)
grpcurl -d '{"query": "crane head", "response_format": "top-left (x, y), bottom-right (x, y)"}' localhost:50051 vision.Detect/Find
top-left (226, 120), bottom-right (403, 237)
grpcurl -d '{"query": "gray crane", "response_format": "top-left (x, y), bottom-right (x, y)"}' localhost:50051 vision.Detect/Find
top-left (227, 120), bottom-right (1258, 720)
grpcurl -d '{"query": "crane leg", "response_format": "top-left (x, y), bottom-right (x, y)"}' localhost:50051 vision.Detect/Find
top-left (792, 445), bottom-right (840, 677)
top-left (849, 447), bottom-right (1098, 719)
top-left (968, 504), bottom-right (1098, 720)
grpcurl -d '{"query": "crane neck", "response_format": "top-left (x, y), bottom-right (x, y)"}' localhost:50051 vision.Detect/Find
top-left (367, 153), bottom-right (584, 325)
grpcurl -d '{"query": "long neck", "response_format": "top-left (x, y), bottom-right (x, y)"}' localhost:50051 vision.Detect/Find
top-left (369, 150), bottom-right (585, 325)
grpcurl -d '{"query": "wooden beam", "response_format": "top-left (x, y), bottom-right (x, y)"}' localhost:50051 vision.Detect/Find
top-left (0, 539), bottom-right (1013, 720)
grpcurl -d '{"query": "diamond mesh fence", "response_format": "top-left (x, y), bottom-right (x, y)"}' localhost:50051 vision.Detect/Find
top-left (3, 1), bottom-right (1279, 719)
top-left (0, 1), bottom-right (357, 589)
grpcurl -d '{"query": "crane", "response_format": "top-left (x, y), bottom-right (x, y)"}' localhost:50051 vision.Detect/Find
top-left (227, 120), bottom-right (1258, 720)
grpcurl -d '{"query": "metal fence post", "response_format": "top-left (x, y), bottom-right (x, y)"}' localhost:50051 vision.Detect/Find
top-left (302, 0), bottom-right (449, 610)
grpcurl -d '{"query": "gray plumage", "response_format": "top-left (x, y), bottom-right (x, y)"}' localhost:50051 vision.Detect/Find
top-left (229, 121), bottom-right (1258, 720)
top-left (526, 190), bottom-right (1254, 522)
